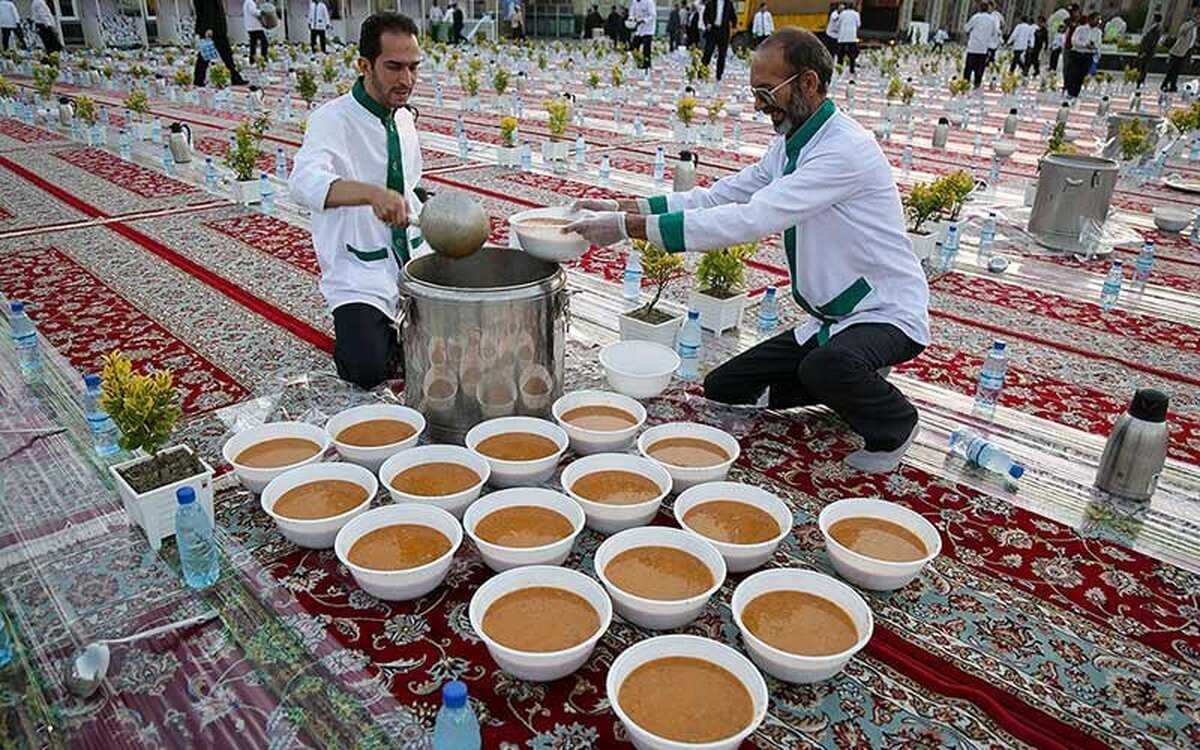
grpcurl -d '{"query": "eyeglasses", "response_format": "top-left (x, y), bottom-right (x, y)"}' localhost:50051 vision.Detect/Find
top-left (751, 72), bottom-right (799, 109)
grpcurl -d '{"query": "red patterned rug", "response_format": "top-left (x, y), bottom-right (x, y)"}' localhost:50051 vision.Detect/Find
top-left (204, 213), bottom-right (320, 275)
top-left (54, 147), bottom-right (198, 198)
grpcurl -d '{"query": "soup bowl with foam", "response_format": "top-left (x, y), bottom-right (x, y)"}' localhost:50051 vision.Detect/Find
top-left (552, 390), bottom-right (647, 455)
top-left (818, 497), bottom-right (942, 591)
top-left (594, 526), bottom-right (726, 630)
top-left (379, 444), bottom-right (491, 519)
top-left (325, 404), bottom-right (425, 473)
top-left (607, 634), bottom-right (768, 750)
top-left (674, 481), bottom-right (793, 573)
top-left (731, 568), bottom-right (873, 683)
top-left (561, 453), bottom-right (672, 534)
top-left (222, 421), bottom-right (331, 494)
top-left (463, 487), bottom-right (585, 572)
top-left (260, 462), bottom-right (377, 549)
top-left (334, 503), bottom-right (462, 601)
top-left (465, 416), bottom-right (568, 488)
top-left (637, 423), bottom-right (741, 493)
top-left (469, 565), bottom-right (612, 682)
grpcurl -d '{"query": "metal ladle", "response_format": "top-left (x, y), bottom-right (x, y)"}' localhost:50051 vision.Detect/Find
top-left (65, 610), bottom-right (219, 698)
top-left (408, 190), bottom-right (490, 259)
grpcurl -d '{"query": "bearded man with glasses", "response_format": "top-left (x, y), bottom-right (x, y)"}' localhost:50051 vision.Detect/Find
top-left (566, 28), bottom-right (930, 474)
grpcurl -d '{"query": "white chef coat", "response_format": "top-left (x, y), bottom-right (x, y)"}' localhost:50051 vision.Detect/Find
top-left (629, 0), bottom-right (656, 37)
top-left (1009, 22), bottom-right (1034, 51)
top-left (641, 100), bottom-right (930, 348)
top-left (826, 9), bottom-right (839, 35)
top-left (429, 5), bottom-right (444, 22)
top-left (309, 0), bottom-right (330, 30)
top-left (30, 0), bottom-right (52, 26)
top-left (836, 9), bottom-right (860, 43)
top-left (0, 0), bottom-right (19, 28)
top-left (1170, 20), bottom-right (1197, 57)
top-left (244, 0), bottom-right (264, 32)
top-left (989, 10), bottom-right (1004, 49)
top-left (752, 9), bottom-right (774, 36)
top-left (1070, 23), bottom-right (1101, 53)
top-left (290, 80), bottom-right (429, 319)
top-left (964, 12), bottom-right (997, 54)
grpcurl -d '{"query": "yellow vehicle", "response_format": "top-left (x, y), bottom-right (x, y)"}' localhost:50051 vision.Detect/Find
top-left (737, 0), bottom-right (835, 34)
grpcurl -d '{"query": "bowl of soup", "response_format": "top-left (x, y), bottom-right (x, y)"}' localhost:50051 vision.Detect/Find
top-left (674, 481), bottom-right (793, 573)
top-left (607, 634), bottom-right (768, 750)
top-left (325, 404), bottom-right (426, 472)
top-left (560, 453), bottom-right (672, 534)
top-left (222, 421), bottom-right (331, 494)
top-left (818, 497), bottom-right (941, 591)
top-left (552, 390), bottom-right (647, 455)
top-left (731, 568), bottom-right (873, 683)
top-left (599, 340), bottom-right (680, 399)
top-left (379, 444), bottom-right (491, 518)
top-left (594, 526), bottom-right (726, 630)
top-left (260, 462), bottom-right (377, 548)
top-left (465, 416), bottom-right (568, 488)
top-left (334, 503), bottom-right (463, 601)
top-left (469, 565), bottom-right (612, 682)
top-left (463, 487), bottom-right (585, 571)
top-left (508, 207), bottom-right (589, 262)
top-left (637, 423), bottom-right (740, 493)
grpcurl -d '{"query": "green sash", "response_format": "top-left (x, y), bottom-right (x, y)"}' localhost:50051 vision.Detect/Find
top-left (351, 78), bottom-right (411, 266)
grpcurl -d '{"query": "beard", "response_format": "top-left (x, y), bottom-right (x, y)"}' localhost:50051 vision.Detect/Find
top-left (772, 93), bottom-right (816, 137)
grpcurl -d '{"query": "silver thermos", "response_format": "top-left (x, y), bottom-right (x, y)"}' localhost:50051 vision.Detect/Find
top-left (1094, 389), bottom-right (1169, 501)
top-left (932, 117), bottom-right (949, 149)
top-left (672, 150), bottom-right (698, 193)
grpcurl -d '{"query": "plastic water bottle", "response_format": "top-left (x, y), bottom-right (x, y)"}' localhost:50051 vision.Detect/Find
top-left (161, 143), bottom-right (175, 176)
top-left (574, 133), bottom-right (586, 168)
top-left (622, 249), bottom-right (643, 300)
top-left (935, 226), bottom-right (959, 272)
top-left (972, 133), bottom-right (982, 157)
top-left (83, 373), bottom-right (121, 457)
top-left (978, 212), bottom-right (996, 258)
top-left (677, 310), bottom-right (702, 379)
top-left (455, 112), bottom-right (465, 135)
top-left (259, 174), bottom-right (275, 216)
top-left (973, 340), bottom-right (1007, 414)
top-left (653, 146), bottom-right (665, 183)
top-left (458, 131), bottom-right (469, 159)
top-left (434, 80), bottom-right (443, 107)
top-left (204, 156), bottom-right (219, 193)
top-left (275, 146), bottom-right (288, 180)
top-left (432, 681), bottom-right (481, 750)
top-left (515, 95), bottom-right (524, 119)
top-left (901, 144), bottom-right (912, 176)
top-left (0, 609), bottom-right (12, 668)
top-left (757, 286), bottom-right (779, 335)
top-left (732, 120), bottom-right (742, 143)
top-left (9, 301), bottom-right (41, 383)
top-left (599, 153), bottom-right (610, 185)
top-left (118, 128), bottom-right (132, 161)
top-left (1189, 136), bottom-right (1200, 162)
top-left (1040, 121), bottom-right (1050, 139)
top-left (1192, 211), bottom-right (1200, 245)
top-left (1100, 260), bottom-right (1123, 311)
top-left (1132, 238), bottom-right (1154, 287)
top-left (634, 113), bottom-right (644, 136)
top-left (520, 141), bottom-right (532, 171)
top-left (949, 428), bottom-right (1025, 479)
top-left (987, 155), bottom-right (1001, 186)
top-left (175, 487), bottom-right (219, 589)
top-left (150, 117), bottom-right (163, 144)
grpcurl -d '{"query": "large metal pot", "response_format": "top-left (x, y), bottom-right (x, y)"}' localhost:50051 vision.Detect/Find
top-left (400, 248), bottom-right (568, 442)
top-left (1027, 153), bottom-right (1120, 253)
top-left (1102, 112), bottom-right (1163, 159)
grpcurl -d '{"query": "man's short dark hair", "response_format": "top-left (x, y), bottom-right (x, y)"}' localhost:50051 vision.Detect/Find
top-left (359, 12), bottom-right (419, 63)
top-left (758, 28), bottom-right (833, 94)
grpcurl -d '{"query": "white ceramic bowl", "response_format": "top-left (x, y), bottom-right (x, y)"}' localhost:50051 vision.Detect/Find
top-left (222, 421), bottom-right (331, 494)
top-left (1153, 205), bottom-right (1191, 232)
top-left (463, 487), bottom-right (586, 571)
top-left (818, 497), bottom-right (942, 591)
top-left (561, 453), bottom-right (672, 534)
top-left (508, 207), bottom-right (590, 262)
top-left (465, 416), bottom-right (568, 488)
top-left (607, 634), bottom-right (768, 750)
top-left (552, 390), bottom-right (647, 455)
top-left (732, 568), bottom-right (873, 683)
top-left (468, 565), bottom-right (612, 681)
top-left (334, 503), bottom-right (462, 601)
top-left (673, 481), bottom-right (793, 573)
top-left (637, 423), bottom-right (741, 493)
top-left (260, 462), bottom-right (377, 549)
top-left (378, 444), bottom-right (491, 518)
top-left (992, 139), bottom-right (1018, 158)
top-left (325, 404), bottom-right (426, 473)
top-left (594, 526), bottom-right (726, 630)
top-left (599, 341), bottom-right (679, 399)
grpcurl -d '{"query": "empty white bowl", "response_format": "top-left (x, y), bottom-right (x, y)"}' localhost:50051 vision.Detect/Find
top-left (465, 416), bottom-right (568, 488)
top-left (552, 389), bottom-right (647, 455)
top-left (508, 207), bottom-right (590, 262)
top-left (334, 503), bottom-right (462, 601)
top-left (378, 444), bottom-right (491, 518)
top-left (260, 462), bottom-right (377, 549)
top-left (599, 341), bottom-right (679, 399)
top-left (992, 139), bottom-right (1018, 158)
top-left (325, 403), bottom-right (426, 473)
top-left (637, 423), bottom-right (741, 493)
top-left (674, 481), bottom-right (793, 573)
top-left (561, 453), bottom-right (672, 534)
top-left (594, 526), bottom-right (726, 630)
top-left (732, 568), bottom-right (873, 683)
top-left (818, 497), bottom-right (942, 591)
top-left (463, 487), bottom-right (586, 571)
top-left (468, 565), bottom-right (612, 681)
top-left (222, 421), bottom-right (331, 494)
top-left (607, 634), bottom-right (768, 750)
top-left (1153, 205), bottom-right (1191, 233)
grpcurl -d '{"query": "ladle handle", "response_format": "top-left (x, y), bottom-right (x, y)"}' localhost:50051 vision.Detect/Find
top-left (101, 610), bottom-right (219, 646)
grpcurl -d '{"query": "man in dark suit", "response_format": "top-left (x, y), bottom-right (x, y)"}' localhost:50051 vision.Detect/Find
top-left (667, 2), bottom-right (682, 49)
top-left (193, 0), bottom-right (248, 87)
top-left (701, 0), bottom-right (735, 80)
top-left (450, 1), bottom-right (465, 43)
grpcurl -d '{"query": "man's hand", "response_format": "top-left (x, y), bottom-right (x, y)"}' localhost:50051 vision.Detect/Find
top-left (565, 210), bottom-right (628, 247)
top-left (205, 29), bottom-right (213, 38)
top-left (570, 198), bottom-right (644, 213)
top-left (370, 186), bottom-right (409, 226)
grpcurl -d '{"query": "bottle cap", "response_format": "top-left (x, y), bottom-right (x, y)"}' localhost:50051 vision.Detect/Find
top-left (442, 680), bottom-right (468, 708)
top-left (1009, 107), bottom-right (1017, 114)
top-left (1128, 388), bottom-right (1168, 423)
top-left (992, 340), bottom-right (1006, 351)
top-left (177, 486), bottom-right (197, 505)
top-left (10, 301), bottom-right (24, 313)
top-left (687, 310), bottom-right (700, 320)
top-left (1008, 464), bottom-right (1025, 479)
top-left (84, 373), bottom-right (101, 388)
top-left (938, 116), bottom-right (949, 124)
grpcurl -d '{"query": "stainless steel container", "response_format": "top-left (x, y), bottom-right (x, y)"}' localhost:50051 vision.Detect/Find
top-left (1102, 112), bottom-right (1162, 159)
top-left (1095, 389), bottom-right (1169, 501)
top-left (400, 248), bottom-right (567, 443)
top-left (1027, 154), bottom-right (1120, 252)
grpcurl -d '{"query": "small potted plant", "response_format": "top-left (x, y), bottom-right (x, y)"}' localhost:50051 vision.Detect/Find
top-left (492, 66), bottom-right (511, 113)
top-left (319, 56), bottom-right (339, 96)
top-left (542, 96), bottom-right (570, 164)
top-left (0, 74), bottom-right (15, 116)
top-left (586, 69), bottom-right (601, 97)
top-left (903, 180), bottom-right (946, 259)
top-left (497, 115), bottom-right (519, 167)
top-left (675, 94), bottom-right (697, 144)
top-left (102, 351), bottom-right (214, 552)
top-left (296, 67), bottom-right (318, 110)
top-left (610, 63), bottom-right (625, 92)
top-left (74, 95), bottom-right (101, 145)
top-left (619, 240), bottom-right (686, 346)
top-left (1118, 118), bottom-right (1154, 172)
top-left (704, 99), bottom-right (724, 143)
top-left (689, 243), bottom-right (755, 333)
top-left (32, 62), bottom-right (58, 104)
top-left (209, 62), bottom-right (231, 92)
top-left (459, 68), bottom-right (480, 111)
top-left (225, 114), bottom-right (270, 204)
top-left (125, 89), bottom-right (152, 139)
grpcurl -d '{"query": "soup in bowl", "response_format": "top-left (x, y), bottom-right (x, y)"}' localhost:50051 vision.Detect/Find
top-left (552, 390), bottom-right (647, 455)
top-left (560, 453), bottom-right (672, 534)
top-left (334, 503), bottom-right (463, 601)
top-left (637, 423), bottom-right (740, 493)
top-left (260, 462), bottom-right (377, 548)
top-left (222, 421), bottom-right (331, 494)
top-left (818, 497), bottom-right (942, 591)
top-left (465, 416), bottom-right (568, 488)
top-left (674, 481), bottom-right (793, 573)
top-left (463, 487), bottom-right (585, 572)
top-left (379, 444), bottom-right (491, 519)
top-left (325, 403), bottom-right (425, 472)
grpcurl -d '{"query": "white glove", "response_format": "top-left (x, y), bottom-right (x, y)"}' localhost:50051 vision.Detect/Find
top-left (564, 210), bottom-right (628, 247)
top-left (569, 198), bottom-right (620, 213)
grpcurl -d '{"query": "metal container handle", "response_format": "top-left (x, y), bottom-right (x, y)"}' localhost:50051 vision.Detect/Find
top-left (399, 294), bottom-right (417, 328)
top-left (1091, 171), bottom-right (1102, 188)
top-left (1063, 177), bottom-right (1083, 189)
top-left (555, 287), bottom-right (574, 331)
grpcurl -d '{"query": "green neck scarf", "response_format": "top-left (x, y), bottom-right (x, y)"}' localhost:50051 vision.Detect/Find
top-left (352, 77), bottom-right (409, 265)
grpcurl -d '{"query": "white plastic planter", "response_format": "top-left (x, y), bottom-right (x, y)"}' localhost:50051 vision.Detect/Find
top-left (110, 445), bottom-right (215, 551)
top-left (618, 311), bottom-right (681, 349)
top-left (233, 178), bottom-right (263, 205)
top-left (688, 290), bottom-right (747, 334)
